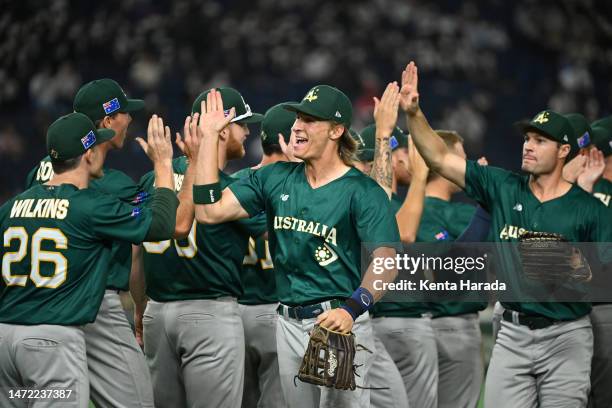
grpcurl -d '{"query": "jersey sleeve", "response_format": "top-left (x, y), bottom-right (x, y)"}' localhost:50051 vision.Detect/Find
top-left (464, 160), bottom-right (512, 209)
top-left (87, 192), bottom-right (153, 244)
top-left (228, 165), bottom-right (273, 217)
top-left (352, 182), bottom-right (401, 246)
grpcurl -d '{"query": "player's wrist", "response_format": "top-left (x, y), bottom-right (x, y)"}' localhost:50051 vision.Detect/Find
top-left (340, 287), bottom-right (374, 321)
top-left (193, 182), bottom-right (222, 204)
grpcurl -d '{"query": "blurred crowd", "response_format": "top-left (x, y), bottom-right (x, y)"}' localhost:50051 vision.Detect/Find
top-left (1, 0), bottom-right (611, 203)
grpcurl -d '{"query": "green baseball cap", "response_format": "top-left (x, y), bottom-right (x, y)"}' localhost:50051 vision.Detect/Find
top-left (46, 112), bottom-right (115, 161)
top-left (564, 113), bottom-right (593, 149)
top-left (360, 124), bottom-right (407, 151)
top-left (282, 85), bottom-right (352, 128)
top-left (261, 103), bottom-right (295, 146)
top-left (73, 79), bottom-right (144, 122)
top-left (591, 116), bottom-right (612, 157)
top-left (517, 110), bottom-right (576, 151)
top-left (191, 87), bottom-right (263, 124)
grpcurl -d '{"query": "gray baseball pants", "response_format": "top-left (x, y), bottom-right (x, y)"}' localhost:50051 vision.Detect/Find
top-left (83, 290), bottom-right (154, 408)
top-left (143, 297), bottom-right (245, 408)
top-left (369, 332), bottom-right (410, 408)
top-left (484, 314), bottom-right (593, 408)
top-left (372, 316), bottom-right (438, 408)
top-left (276, 311), bottom-right (375, 408)
top-left (239, 303), bottom-right (286, 408)
top-left (432, 313), bottom-right (483, 408)
top-left (0, 323), bottom-right (89, 408)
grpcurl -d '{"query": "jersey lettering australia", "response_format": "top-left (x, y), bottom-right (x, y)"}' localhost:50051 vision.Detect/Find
top-left (229, 162), bottom-right (400, 306)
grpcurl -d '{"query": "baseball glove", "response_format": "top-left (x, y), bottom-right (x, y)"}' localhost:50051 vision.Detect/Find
top-left (296, 325), bottom-right (357, 390)
top-left (518, 231), bottom-right (592, 283)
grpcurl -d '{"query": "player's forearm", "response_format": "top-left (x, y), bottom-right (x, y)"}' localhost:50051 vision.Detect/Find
top-left (405, 109), bottom-right (448, 172)
top-left (129, 244), bottom-right (147, 314)
top-left (396, 174), bottom-right (427, 244)
top-left (360, 246), bottom-right (398, 302)
top-left (195, 136), bottom-right (220, 186)
top-left (153, 159), bottom-right (174, 191)
top-left (370, 129), bottom-right (393, 198)
top-left (146, 188), bottom-right (179, 241)
top-left (174, 159), bottom-right (196, 238)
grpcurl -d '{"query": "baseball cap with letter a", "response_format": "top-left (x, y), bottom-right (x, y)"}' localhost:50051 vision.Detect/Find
top-left (517, 110), bottom-right (577, 152)
top-left (47, 112), bottom-right (115, 161)
top-left (192, 87), bottom-right (264, 124)
top-left (73, 79), bottom-right (145, 122)
top-left (282, 85), bottom-right (353, 128)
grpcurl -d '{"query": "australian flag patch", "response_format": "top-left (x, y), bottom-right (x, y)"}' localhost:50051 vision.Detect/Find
top-left (577, 131), bottom-right (590, 148)
top-left (132, 191), bottom-right (149, 205)
top-left (81, 130), bottom-right (96, 149)
top-left (390, 135), bottom-right (399, 150)
top-left (131, 207), bottom-right (142, 217)
top-left (434, 230), bottom-right (449, 241)
top-left (102, 98), bottom-right (121, 115)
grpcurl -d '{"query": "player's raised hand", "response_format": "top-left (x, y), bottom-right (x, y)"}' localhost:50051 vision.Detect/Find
top-left (316, 308), bottom-right (354, 334)
top-left (278, 130), bottom-right (302, 162)
top-left (176, 113), bottom-right (201, 162)
top-left (137, 114), bottom-right (173, 164)
top-left (577, 148), bottom-right (605, 192)
top-left (373, 82), bottom-right (400, 136)
top-left (400, 61), bottom-right (420, 115)
top-left (197, 89), bottom-right (235, 140)
top-left (562, 153), bottom-right (587, 183)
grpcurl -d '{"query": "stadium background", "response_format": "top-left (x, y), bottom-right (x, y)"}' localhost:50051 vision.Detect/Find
top-left (0, 0), bottom-right (611, 404)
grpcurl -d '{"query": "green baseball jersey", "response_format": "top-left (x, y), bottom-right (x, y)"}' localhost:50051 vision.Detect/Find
top-left (464, 160), bottom-right (612, 320)
top-left (593, 178), bottom-right (611, 207)
top-left (415, 197), bottom-right (487, 317)
top-left (229, 162), bottom-right (400, 306)
top-left (25, 157), bottom-right (146, 291)
top-left (140, 157), bottom-right (251, 301)
top-left (232, 167), bottom-right (277, 305)
top-left (0, 184), bottom-right (152, 325)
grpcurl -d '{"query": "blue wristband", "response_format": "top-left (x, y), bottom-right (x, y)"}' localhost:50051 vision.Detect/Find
top-left (340, 287), bottom-right (374, 320)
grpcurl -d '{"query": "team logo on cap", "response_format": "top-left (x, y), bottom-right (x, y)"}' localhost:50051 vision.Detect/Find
top-left (533, 112), bottom-right (549, 124)
top-left (304, 88), bottom-right (319, 102)
top-left (81, 130), bottom-right (96, 149)
top-left (577, 131), bottom-right (590, 148)
top-left (102, 98), bottom-right (120, 115)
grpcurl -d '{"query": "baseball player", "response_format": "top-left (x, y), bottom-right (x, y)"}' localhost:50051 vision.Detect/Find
top-left (349, 122), bottom-right (410, 408)
top-left (23, 79), bottom-right (165, 408)
top-left (192, 85), bottom-right (400, 408)
top-left (231, 103), bottom-right (294, 408)
top-left (0, 112), bottom-right (177, 408)
top-left (134, 87), bottom-right (264, 408)
top-left (401, 60), bottom-right (611, 408)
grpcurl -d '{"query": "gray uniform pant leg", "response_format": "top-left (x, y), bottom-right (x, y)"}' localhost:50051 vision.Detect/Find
top-left (484, 315), bottom-right (593, 408)
top-left (492, 302), bottom-right (504, 342)
top-left (0, 323), bottom-right (89, 408)
top-left (373, 316), bottom-right (438, 408)
top-left (369, 330), bottom-right (410, 408)
top-left (276, 312), bottom-right (375, 408)
top-left (432, 314), bottom-right (483, 408)
top-left (239, 303), bottom-right (286, 408)
top-left (144, 298), bottom-right (245, 408)
top-left (83, 290), bottom-right (154, 408)
top-left (589, 304), bottom-right (612, 408)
